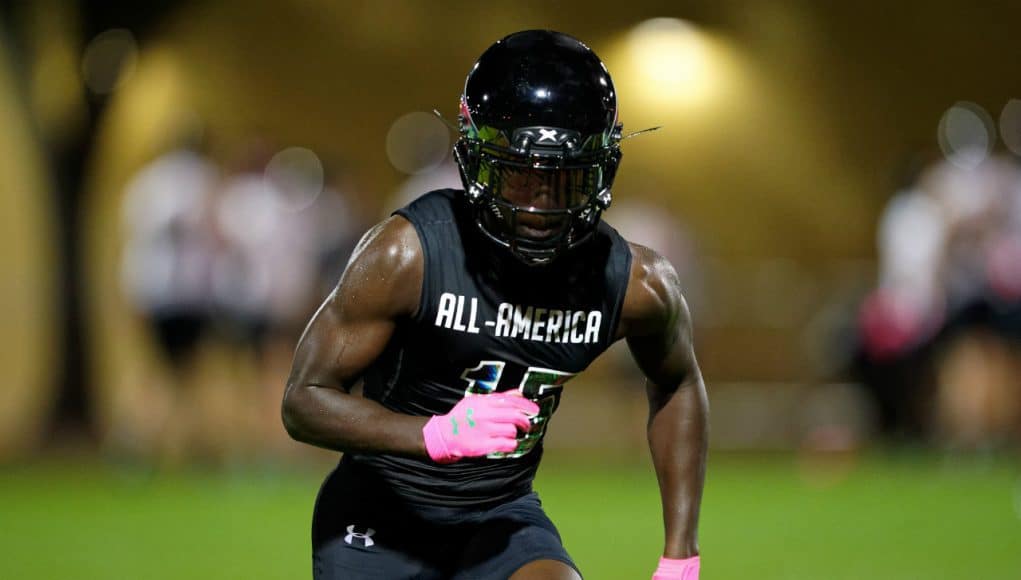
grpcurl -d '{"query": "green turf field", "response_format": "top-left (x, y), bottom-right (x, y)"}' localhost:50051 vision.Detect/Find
top-left (1, 451), bottom-right (1018, 579)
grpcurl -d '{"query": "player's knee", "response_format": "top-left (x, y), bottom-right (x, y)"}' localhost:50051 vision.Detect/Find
top-left (509, 559), bottom-right (582, 580)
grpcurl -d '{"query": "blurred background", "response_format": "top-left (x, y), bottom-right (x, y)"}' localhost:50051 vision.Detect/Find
top-left (1, 1), bottom-right (1020, 578)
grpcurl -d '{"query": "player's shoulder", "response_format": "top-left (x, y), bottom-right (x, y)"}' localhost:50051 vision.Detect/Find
top-left (352, 214), bottom-right (421, 269)
top-left (618, 241), bottom-right (689, 338)
top-left (336, 214), bottom-right (424, 317)
top-left (625, 241), bottom-right (682, 298)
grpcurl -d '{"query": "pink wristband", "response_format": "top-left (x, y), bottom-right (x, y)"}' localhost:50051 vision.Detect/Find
top-left (652, 555), bottom-right (700, 580)
top-left (422, 414), bottom-right (455, 463)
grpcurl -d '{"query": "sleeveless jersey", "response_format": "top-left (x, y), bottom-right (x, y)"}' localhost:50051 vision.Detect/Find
top-left (348, 189), bottom-right (632, 508)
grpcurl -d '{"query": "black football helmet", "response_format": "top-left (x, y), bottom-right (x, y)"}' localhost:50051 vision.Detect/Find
top-left (453, 30), bottom-right (623, 266)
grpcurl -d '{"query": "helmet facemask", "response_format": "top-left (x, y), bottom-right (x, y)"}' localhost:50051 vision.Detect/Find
top-left (455, 120), bottom-right (622, 266)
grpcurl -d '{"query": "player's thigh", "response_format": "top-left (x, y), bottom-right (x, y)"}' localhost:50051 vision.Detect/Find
top-left (509, 558), bottom-right (582, 580)
top-left (313, 532), bottom-right (440, 580)
top-left (453, 493), bottom-right (581, 579)
top-left (312, 462), bottom-right (446, 580)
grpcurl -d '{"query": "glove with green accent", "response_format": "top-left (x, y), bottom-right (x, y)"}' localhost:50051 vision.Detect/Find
top-left (422, 392), bottom-right (539, 464)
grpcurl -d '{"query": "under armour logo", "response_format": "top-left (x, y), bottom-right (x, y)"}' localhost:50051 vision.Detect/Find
top-left (344, 525), bottom-right (376, 547)
top-left (537, 128), bottom-right (559, 143)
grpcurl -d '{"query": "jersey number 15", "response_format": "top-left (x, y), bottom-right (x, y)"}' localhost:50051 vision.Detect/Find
top-left (460, 361), bottom-right (576, 459)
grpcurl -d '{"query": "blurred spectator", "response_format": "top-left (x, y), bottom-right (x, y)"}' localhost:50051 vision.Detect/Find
top-left (212, 143), bottom-right (367, 456)
top-left (851, 160), bottom-right (946, 439)
top-left (928, 156), bottom-right (1021, 448)
top-left (118, 136), bottom-right (369, 464)
top-left (852, 154), bottom-right (1021, 446)
top-left (212, 150), bottom-right (307, 352)
top-left (120, 143), bottom-right (220, 464)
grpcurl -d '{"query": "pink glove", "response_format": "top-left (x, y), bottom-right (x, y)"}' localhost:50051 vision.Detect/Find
top-left (423, 392), bottom-right (539, 464)
top-left (652, 556), bottom-right (700, 580)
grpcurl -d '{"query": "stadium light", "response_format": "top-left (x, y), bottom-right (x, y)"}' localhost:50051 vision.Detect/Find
top-left (625, 18), bottom-right (718, 108)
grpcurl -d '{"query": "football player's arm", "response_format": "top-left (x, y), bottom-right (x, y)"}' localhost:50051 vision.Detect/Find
top-left (622, 244), bottom-right (708, 565)
top-left (281, 215), bottom-right (430, 457)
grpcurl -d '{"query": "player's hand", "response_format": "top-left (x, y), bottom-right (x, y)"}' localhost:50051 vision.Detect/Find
top-left (652, 556), bottom-right (700, 580)
top-left (422, 391), bottom-right (538, 464)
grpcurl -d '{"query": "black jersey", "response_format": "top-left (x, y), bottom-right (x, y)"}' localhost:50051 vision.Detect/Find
top-left (347, 189), bottom-right (632, 507)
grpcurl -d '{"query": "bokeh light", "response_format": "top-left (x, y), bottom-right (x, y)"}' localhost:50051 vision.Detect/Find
top-left (999, 98), bottom-right (1021, 156)
top-left (385, 111), bottom-right (450, 175)
top-left (938, 101), bottom-right (994, 170)
top-left (81, 28), bottom-right (138, 95)
top-left (264, 146), bottom-right (325, 212)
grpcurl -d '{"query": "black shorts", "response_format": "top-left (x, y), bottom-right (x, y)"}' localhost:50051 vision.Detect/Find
top-left (311, 459), bottom-right (579, 579)
top-left (150, 311), bottom-right (207, 368)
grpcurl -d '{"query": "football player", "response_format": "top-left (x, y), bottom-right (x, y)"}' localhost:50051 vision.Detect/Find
top-left (283, 30), bottom-right (707, 580)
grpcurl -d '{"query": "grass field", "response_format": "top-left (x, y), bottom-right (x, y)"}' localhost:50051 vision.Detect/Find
top-left (1, 451), bottom-right (1019, 579)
